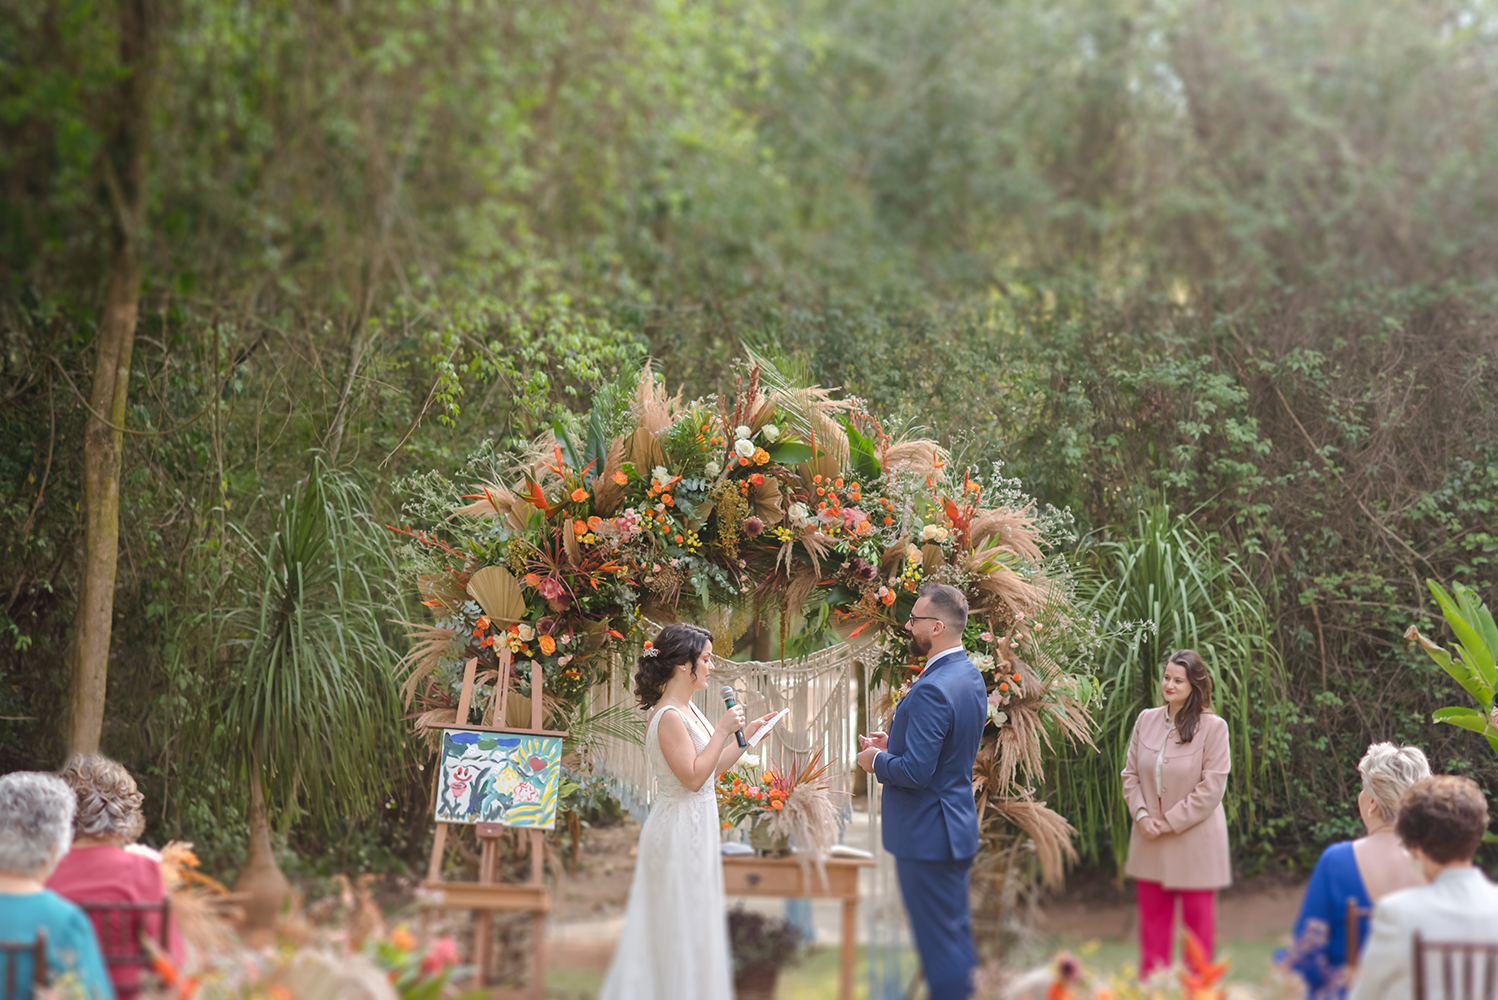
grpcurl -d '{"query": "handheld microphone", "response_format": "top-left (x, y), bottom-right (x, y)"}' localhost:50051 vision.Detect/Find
top-left (721, 685), bottom-right (747, 748)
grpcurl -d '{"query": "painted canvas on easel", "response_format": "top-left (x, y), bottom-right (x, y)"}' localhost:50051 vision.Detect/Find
top-left (436, 729), bottom-right (564, 829)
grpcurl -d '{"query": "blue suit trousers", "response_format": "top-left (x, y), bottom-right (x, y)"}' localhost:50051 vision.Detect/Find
top-left (896, 855), bottom-right (977, 1000)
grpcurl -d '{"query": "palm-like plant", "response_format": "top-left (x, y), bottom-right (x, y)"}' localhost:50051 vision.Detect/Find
top-left (1051, 505), bottom-right (1287, 872)
top-left (171, 461), bottom-right (404, 926)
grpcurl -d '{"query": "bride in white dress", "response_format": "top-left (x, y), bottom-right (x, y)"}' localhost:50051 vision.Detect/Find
top-left (599, 622), bottom-right (777, 1000)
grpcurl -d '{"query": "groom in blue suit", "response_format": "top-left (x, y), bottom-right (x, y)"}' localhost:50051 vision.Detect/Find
top-left (858, 582), bottom-right (987, 999)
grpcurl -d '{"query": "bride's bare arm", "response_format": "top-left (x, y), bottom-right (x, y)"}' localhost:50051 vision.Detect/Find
top-left (658, 706), bottom-right (745, 792)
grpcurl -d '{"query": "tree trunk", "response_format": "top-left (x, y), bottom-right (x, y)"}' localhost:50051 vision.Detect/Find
top-left (234, 760), bottom-right (290, 937)
top-left (66, 0), bottom-right (157, 755)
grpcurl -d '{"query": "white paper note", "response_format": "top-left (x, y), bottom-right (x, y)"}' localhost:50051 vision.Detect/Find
top-left (747, 707), bottom-right (791, 748)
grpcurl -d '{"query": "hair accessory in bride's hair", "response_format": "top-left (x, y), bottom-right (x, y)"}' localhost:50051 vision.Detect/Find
top-left (642, 641), bottom-right (659, 657)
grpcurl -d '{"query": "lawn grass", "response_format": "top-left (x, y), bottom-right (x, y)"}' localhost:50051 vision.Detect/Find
top-left (541, 935), bottom-right (1287, 997)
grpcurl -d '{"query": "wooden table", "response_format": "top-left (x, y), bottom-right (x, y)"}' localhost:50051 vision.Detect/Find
top-left (722, 854), bottom-right (874, 1000)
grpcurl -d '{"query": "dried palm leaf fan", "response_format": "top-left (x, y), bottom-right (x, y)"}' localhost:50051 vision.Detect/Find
top-left (466, 565), bottom-right (526, 624)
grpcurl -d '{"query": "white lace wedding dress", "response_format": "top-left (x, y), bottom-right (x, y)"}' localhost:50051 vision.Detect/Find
top-left (598, 702), bottom-right (733, 1000)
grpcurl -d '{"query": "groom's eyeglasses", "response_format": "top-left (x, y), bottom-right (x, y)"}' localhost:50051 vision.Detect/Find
top-left (903, 615), bottom-right (942, 629)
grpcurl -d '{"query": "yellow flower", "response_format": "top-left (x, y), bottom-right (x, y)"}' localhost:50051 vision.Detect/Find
top-left (753, 447), bottom-right (770, 465)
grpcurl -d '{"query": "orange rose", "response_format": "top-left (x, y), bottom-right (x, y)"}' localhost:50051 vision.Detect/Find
top-left (771, 800), bottom-right (784, 810)
top-left (612, 471), bottom-right (628, 485)
top-left (539, 634), bottom-right (557, 656)
top-left (575, 520), bottom-right (589, 536)
top-left (881, 590), bottom-right (896, 606)
top-left (753, 448), bottom-right (770, 465)
top-left (571, 488), bottom-right (588, 502)
top-left (750, 473), bottom-right (764, 486)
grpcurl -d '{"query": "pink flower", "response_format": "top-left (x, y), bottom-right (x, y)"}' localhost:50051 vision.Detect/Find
top-left (841, 507), bottom-right (869, 532)
top-left (742, 516), bottom-right (765, 538)
top-left (537, 576), bottom-right (571, 611)
top-left (421, 937), bottom-right (461, 975)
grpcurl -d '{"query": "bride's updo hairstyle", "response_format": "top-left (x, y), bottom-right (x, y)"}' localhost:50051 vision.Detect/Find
top-left (633, 622), bottom-right (713, 709)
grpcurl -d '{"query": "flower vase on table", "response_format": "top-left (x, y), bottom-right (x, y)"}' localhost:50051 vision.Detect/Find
top-left (748, 816), bottom-right (791, 857)
top-left (718, 748), bottom-right (841, 860)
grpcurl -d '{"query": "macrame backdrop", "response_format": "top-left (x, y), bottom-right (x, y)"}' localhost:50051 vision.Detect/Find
top-left (589, 640), bottom-right (857, 822)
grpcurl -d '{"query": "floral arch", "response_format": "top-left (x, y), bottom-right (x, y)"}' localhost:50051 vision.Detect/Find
top-left (394, 355), bottom-right (1095, 941)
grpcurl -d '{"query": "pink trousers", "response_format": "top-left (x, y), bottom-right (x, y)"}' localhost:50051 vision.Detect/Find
top-left (1136, 879), bottom-right (1216, 977)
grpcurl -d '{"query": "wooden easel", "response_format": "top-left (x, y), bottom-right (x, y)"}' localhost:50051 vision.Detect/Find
top-left (420, 647), bottom-right (566, 999)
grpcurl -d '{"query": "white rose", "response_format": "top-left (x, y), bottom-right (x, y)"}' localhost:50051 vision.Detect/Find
top-left (517, 624), bottom-right (535, 641)
top-left (906, 544), bottom-right (921, 560)
top-left (934, 526), bottom-right (949, 542)
top-left (652, 465), bottom-right (669, 484)
top-left (734, 438), bottom-right (756, 458)
top-left (735, 425), bottom-right (752, 440)
top-left (705, 460), bottom-right (721, 477)
top-left (921, 524), bottom-right (943, 542)
top-left (762, 424), bottom-right (780, 442)
top-left (788, 502), bottom-right (810, 523)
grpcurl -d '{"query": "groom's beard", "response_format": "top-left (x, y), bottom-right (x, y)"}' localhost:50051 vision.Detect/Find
top-left (907, 632), bottom-right (931, 660)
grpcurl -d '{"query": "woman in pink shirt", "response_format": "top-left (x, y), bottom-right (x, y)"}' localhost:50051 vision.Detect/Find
top-left (46, 755), bottom-right (183, 998)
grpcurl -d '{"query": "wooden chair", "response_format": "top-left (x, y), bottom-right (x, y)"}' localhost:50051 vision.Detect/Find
top-left (1412, 932), bottom-right (1498, 1000)
top-left (1344, 897), bottom-right (1373, 971)
top-left (78, 898), bottom-right (171, 998)
top-left (0, 928), bottom-right (48, 1000)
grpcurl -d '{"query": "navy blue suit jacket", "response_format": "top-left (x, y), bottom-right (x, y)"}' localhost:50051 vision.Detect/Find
top-left (873, 648), bottom-right (987, 861)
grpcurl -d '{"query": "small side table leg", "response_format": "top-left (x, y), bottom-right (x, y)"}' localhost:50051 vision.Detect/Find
top-left (841, 897), bottom-right (857, 1000)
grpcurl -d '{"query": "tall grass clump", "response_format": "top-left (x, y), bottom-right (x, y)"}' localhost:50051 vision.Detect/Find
top-left (1050, 505), bottom-right (1288, 874)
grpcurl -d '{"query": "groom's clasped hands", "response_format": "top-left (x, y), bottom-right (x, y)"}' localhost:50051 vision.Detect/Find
top-left (855, 731), bottom-right (888, 773)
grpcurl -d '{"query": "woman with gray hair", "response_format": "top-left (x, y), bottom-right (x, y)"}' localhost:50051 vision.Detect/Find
top-left (47, 755), bottom-right (181, 995)
top-left (0, 770), bottom-right (114, 998)
top-left (1281, 741), bottom-right (1432, 998)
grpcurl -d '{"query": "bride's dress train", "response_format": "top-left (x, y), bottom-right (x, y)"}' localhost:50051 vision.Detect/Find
top-left (598, 702), bottom-right (733, 1000)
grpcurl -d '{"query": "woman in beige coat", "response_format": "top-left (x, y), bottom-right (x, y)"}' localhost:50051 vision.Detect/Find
top-left (1121, 649), bottom-right (1231, 976)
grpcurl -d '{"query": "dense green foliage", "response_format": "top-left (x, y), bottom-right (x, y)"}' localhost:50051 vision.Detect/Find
top-left (4, 0), bottom-right (1498, 876)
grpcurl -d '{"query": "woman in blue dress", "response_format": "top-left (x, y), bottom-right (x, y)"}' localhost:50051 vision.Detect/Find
top-left (1282, 742), bottom-right (1430, 998)
top-left (0, 770), bottom-right (115, 999)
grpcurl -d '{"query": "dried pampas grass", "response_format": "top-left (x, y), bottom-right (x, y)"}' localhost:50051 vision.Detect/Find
top-left (883, 439), bottom-right (949, 478)
top-left (765, 781), bottom-right (843, 865)
top-left (968, 508), bottom-right (1044, 563)
top-left (990, 798), bottom-right (1077, 889)
top-left (395, 622), bottom-right (460, 708)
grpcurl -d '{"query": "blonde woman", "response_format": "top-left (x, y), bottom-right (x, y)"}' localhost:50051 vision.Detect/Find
top-left (1121, 649), bottom-right (1231, 976)
top-left (47, 754), bottom-right (183, 994)
top-left (1281, 742), bottom-right (1430, 998)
